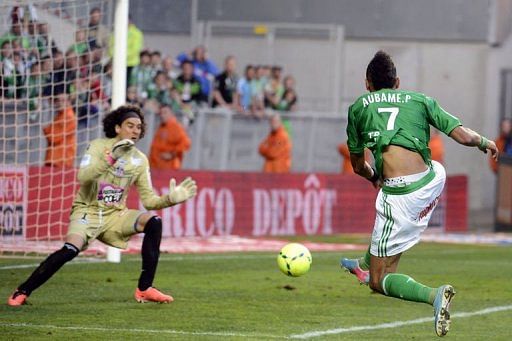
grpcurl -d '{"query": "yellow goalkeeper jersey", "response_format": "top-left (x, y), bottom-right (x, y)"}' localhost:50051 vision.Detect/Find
top-left (72, 138), bottom-right (171, 215)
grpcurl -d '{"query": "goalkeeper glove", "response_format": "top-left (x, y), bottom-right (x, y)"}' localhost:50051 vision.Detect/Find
top-left (168, 177), bottom-right (197, 204)
top-left (107, 139), bottom-right (135, 165)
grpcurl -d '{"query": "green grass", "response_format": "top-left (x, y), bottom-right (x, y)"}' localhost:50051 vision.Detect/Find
top-left (1, 242), bottom-right (511, 340)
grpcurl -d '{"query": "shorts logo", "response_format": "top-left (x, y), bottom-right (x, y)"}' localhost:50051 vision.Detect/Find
top-left (416, 195), bottom-right (440, 221)
top-left (98, 182), bottom-right (124, 206)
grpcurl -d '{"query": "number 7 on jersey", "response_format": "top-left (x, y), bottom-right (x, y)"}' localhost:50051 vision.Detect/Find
top-left (378, 107), bottom-right (399, 130)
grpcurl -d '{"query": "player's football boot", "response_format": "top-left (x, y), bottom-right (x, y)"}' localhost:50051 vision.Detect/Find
top-left (433, 284), bottom-right (456, 337)
top-left (340, 258), bottom-right (370, 285)
top-left (7, 289), bottom-right (28, 306)
top-left (134, 287), bottom-right (173, 303)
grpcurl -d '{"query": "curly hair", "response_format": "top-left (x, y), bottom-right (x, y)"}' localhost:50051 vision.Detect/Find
top-left (102, 105), bottom-right (146, 138)
top-left (366, 50), bottom-right (397, 91)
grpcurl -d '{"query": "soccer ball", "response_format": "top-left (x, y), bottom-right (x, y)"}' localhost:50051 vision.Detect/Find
top-left (277, 243), bottom-right (312, 277)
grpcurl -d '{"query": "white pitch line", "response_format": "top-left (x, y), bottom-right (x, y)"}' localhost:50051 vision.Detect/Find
top-left (289, 304), bottom-right (512, 339)
top-left (0, 258), bottom-right (106, 270)
top-left (0, 323), bottom-right (284, 339)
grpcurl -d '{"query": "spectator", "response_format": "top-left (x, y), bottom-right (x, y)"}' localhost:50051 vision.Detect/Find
top-left (212, 55), bottom-right (238, 109)
top-left (68, 29), bottom-right (88, 55)
top-left (126, 85), bottom-right (143, 107)
top-left (129, 50), bottom-right (152, 100)
top-left (2, 50), bottom-right (25, 99)
top-left (162, 56), bottom-right (178, 80)
top-left (43, 50), bottom-right (65, 96)
top-left (87, 7), bottom-right (110, 49)
top-left (264, 65), bottom-right (283, 108)
top-left (147, 71), bottom-right (180, 111)
top-left (429, 128), bottom-right (445, 164)
top-left (25, 61), bottom-right (43, 112)
top-left (490, 117), bottom-right (512, 173)
top-left (0, 19), bottom-right (30, 51)
top-left (149, 104), bottom-right (191, 170)
top-left (109, 17), bottom-right (144, 84)
top-left (236, 64), bottom-right (254, 114)
top-left (150, 50), bottom-right (162, 78)
top-left (275, 75), bottom-right (298, 111)
top-left (64, 50), bottom-right (79, 85)
top-left (258, 114), bottom-right (292, 173)
top-left (177, 45), bottom-right (218, 101)
top-left (174, 59), bottom-right (202, 105)
top-left (26, 20), bottom-right (40, 65)
top-left (42, 93), bottom-right (77, 168)
top-left (250, 65), bottom-right (266, 116)
top-left (36, 22), bottom-right (58, 58)
top-left (101, 61), bottom-right (113, 99)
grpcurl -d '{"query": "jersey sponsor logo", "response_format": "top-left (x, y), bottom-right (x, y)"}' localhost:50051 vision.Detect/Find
top-left (97, 182), bottom-right (124, 206)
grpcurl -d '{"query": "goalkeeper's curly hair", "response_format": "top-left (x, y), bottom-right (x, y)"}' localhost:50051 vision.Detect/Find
top-left (102, 105), bottom-right (146, 139)
top-left (366, 50), bottom-right (397, 91)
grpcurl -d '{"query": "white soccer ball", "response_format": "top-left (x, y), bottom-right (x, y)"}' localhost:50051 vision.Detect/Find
top-left (277, 243), bottom-right (312, 277)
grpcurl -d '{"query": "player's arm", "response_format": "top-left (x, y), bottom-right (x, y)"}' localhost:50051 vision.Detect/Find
top-left (449, 126), bottom-right (498, 161)
top-left (346, 105), bottom-right (380, 187)
top-left (350, 153), bottom-right (380, 188)
top-left (77, 140), bottom-right (111, 185)
top-left (135, 158), bottom-right (197, 210)
top-left (77, 139), bottom-right (135, 185)
top-left (425, 97), bottom-right (498, 161)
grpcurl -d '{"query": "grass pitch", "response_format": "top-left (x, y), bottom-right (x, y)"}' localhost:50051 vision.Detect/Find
top-left (1, 240), bottom-right (511, 340)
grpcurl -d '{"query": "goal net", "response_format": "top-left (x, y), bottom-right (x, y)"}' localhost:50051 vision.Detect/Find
top-left (0, 0), bottom-right (114, 256)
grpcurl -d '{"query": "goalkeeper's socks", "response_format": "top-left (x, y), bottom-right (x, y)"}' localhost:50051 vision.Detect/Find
top-left (138, 216), bottom-right (162, 291)
top-left (18, 242), bottom-right (79, 295)
top-left (358, 247), bottom-right (371, 271)
top-left (381, 273), bottom-right (437, 304)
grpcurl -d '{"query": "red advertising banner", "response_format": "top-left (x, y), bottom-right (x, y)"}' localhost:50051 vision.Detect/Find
top-left (0, 166), bottom-right (28, 237)
top-left (23, 167), bottom-right (468, 239)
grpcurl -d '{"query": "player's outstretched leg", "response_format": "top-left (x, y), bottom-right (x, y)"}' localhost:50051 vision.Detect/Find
top-left (134, 216), bottom-right (173, 304)
top-left (379, 274), bottom-right (455, 337)
top-left (340, 247), bottom-right (370, 285)
top-left (7, 243), bottom-right (79, 306)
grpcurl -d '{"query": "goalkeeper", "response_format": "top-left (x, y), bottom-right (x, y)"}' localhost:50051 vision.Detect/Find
top-left (8, 105), bottom-right (197, 306)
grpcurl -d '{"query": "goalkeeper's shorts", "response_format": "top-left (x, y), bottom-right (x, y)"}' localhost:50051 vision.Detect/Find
top-left (370, 161), bottom-right (446, 257)
top-left (67, 208), bottom-right (143, 250)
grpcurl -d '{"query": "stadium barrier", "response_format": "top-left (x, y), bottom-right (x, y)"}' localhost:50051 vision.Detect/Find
top-left (0, 166), bottom-right (467, 243)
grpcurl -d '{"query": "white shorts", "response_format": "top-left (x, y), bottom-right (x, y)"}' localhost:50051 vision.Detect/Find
top-left (370, 161), bottom-right (446, 257)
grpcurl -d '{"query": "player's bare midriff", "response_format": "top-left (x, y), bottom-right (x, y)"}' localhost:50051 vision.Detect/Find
top-left (381, 145), bottom-right (428, 179)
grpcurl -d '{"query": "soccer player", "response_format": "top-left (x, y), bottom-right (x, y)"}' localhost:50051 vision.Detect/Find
top-left (340, 51), bottom-right (498, 337)
top-left (8, 105), bottom-right (197, 306)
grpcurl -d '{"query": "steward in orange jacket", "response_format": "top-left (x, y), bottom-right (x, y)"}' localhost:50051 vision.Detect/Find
top-left (43, 94), bottom-right (77, 168)
top-left (428, 129), bottom-right (445, 164)
top-left (258, 114), bottom-right (291, 173)
top-left (490, 118), bottom-right (511, 173)
top-left (338, 142), bottom-right (372, 174)
top-left (149, 105), bottom-right (191, 170)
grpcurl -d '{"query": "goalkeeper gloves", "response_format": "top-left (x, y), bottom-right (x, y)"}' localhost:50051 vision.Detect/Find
top-left (168, 177), bottom-right (197, 204)
top-left (107, 139), bottom-right (135, 165)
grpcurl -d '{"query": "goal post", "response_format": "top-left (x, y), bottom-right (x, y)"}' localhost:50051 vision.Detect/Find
top-left (107, 0), bottom-right (128, 263)
top-left (0, 0), bottom-right (125, 261)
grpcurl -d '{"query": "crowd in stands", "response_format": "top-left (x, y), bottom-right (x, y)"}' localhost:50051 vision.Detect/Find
top-left (126, 46), bottom-right (299, 126)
